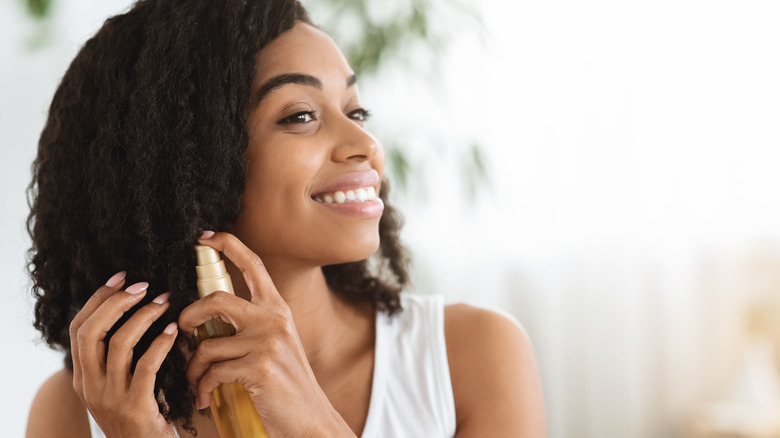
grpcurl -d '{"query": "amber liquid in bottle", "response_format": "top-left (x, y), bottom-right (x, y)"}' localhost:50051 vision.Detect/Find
top-left (194, 245), bottom-right (268, 438)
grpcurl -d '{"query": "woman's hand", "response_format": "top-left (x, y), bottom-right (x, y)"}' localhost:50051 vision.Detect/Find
top-left (179, 231), bottom-right (352, 438)
top-left (69, 272), bottom-right (179, 437)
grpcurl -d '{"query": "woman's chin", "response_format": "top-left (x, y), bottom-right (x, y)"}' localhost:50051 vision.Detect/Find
top-left (321, 239), bottom-right (381, 267)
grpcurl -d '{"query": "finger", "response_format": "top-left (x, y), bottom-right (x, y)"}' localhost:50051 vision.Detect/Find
top-left (178, 290), bottom-right (250, 336)
top-left (129, 322), bottom-right (178, 399)
top-left (185, 335), bottom-right (248, 389)
top-left (77, 282), bottom-right (149, 391)
top-left (194, 360), bottom-right (258, 410)
top-left (106, 292), bottom-right (171, 391)
top-left (70, 271), bottom-right (127, 394)
top-left (197, 231), bottom-right (276, 303)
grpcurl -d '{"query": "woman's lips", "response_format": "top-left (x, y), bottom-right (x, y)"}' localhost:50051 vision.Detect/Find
top-left (314, 197), bottom-right (384, 218)
top-left (310, 169), bottom-right (380, 199)
top-left (310, 170), bottom-right (384, 218)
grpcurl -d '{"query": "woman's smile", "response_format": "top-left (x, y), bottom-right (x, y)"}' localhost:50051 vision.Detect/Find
top-left (314, 195), bottom-right (384, 218)
top-left (309, 169), bottom-right (384, 217)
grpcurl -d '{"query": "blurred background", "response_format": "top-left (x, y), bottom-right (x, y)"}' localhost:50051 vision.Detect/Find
top-left (4, 0), bottom-right (780, 437)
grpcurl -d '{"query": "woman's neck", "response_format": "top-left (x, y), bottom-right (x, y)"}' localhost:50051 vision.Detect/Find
top-left (223, 257), bottom-right (372, 370)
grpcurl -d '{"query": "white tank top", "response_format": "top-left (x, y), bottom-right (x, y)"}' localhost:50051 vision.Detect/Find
top-left (361, 293), bottom-right (457, 437)
top-left (89, 293), bottom-right (457, 438)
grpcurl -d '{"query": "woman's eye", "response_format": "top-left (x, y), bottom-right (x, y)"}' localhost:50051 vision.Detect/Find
top-left (279, 110), bottom-right (317, 125)
top-left (348, 108), bottom-right (372, 122)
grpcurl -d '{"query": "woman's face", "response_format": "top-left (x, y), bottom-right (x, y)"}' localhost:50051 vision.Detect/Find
top-left (231, 22), bottom-right (385, 268)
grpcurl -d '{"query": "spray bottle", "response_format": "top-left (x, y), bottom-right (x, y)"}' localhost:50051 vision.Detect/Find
top-left (194, 244), bottom-right (268, 438)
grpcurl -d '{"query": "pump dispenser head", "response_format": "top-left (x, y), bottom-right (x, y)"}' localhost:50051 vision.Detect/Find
top-left (194, 245), bottom-right (235, 298)
top-left (196, 245), bottom-right (221, 265)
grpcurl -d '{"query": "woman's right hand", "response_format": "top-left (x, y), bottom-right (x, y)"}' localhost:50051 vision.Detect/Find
top-left (69, 271), bottom-right (179, 437)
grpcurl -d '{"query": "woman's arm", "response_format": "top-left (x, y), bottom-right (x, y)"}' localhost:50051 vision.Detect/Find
top-left (27, 368), bottom-right (90, 438)
top-left (445, 303), bottom-right (547, 437)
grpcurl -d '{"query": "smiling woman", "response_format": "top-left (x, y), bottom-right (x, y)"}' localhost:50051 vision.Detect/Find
top-left (24, 0), bottom-right (545, 437)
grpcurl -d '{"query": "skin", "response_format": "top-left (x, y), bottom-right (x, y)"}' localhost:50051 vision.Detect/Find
top-left (26, 22), bottom-right (546, 438)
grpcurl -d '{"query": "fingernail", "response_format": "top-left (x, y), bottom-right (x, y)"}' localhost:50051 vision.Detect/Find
top-left (105, 271), bottom-right (126, 288)
top-left (199, 230), bottom-right (215, 239)
top-left (125, 282), bottom-right (149, 294)
top-left (164, 322), bottom-right (178, 335)
top-left (153, 292), bottom-right (170, 304)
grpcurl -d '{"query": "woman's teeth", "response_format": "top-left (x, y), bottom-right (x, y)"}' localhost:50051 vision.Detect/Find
top-left (314, 187), bottom-right (378, 204)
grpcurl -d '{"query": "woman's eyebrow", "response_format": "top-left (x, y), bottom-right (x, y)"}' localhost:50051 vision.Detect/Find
top-left (253, 73), bottom-right (359, 107)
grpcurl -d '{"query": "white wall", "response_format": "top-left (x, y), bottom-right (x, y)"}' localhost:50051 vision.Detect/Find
top-left (399, 1), bottom-right (780, 437)
top-left (4, 0), bottom-right (780, 437)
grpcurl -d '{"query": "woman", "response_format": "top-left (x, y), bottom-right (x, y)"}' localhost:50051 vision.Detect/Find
top-left (25, 0), bottom-right (545, 436)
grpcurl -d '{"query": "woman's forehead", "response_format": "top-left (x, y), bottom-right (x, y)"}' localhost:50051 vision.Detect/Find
top-left (253, 22), bottom-right (353, 89)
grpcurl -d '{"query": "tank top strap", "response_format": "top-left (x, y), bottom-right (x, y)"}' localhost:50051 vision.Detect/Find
top-left (360, 293), bottom-right (457, 438)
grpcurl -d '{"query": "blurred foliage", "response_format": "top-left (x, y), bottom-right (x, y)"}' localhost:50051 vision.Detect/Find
top-left (24, 0), bottom-right (52, 19)
top-left (386, 147), bottom-right (412, 193)
top-left (463, 143), bottom-right (489, 201)
top-left (307, 0), bottom-right (453, 78)
top-left (22, 0), bottom-right (489, 201)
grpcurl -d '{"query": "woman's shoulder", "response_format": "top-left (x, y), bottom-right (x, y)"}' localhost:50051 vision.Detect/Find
top-left (27, 368), bottom-right (90, 438)
top-left (443, 301), bottom-right (547, 436)
top-left (443, 301), bottom-right (530, 343)
top-left (442, 301), bottom-right (534, 374)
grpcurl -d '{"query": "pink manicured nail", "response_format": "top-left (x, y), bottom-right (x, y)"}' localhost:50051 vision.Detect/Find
top-left (199, 230), bottom-right (215, 239)
top-left (153, 292), bottom-right (170, 304)
top-left (164, 322), bottom-right (178, 335)
top-left (105, 271), bottom-right (126, 288)
top-left (125, 282), bottom-right (149, 294)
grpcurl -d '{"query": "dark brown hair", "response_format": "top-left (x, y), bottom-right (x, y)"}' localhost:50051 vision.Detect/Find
top-left (27, 0), bottom-right (408, 429)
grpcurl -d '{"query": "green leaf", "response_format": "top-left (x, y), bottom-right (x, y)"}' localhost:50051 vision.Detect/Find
top-left (25, 0), bottom-right (53, 19)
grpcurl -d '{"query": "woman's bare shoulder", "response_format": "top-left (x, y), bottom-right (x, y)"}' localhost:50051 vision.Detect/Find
top-left (27, 368), bottom-right (91, 438)
top-left (444, 303), bottom-right (547, 437)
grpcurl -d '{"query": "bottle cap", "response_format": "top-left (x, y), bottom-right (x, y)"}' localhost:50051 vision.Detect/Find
top-left (194, 244), bottom-right (234, 297)
top-left (195, 245), bottom-right (221, 265)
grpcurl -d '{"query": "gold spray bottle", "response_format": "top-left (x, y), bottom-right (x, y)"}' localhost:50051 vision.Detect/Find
top-left (194, 245), bottom-right (268, 438)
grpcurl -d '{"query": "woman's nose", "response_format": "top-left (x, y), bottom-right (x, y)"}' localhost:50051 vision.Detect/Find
top-left (330, 116), bottom-right (379, 163)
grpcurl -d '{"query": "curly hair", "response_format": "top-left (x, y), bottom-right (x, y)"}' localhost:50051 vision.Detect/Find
top-left (26, 0), bottom-right (409, 430)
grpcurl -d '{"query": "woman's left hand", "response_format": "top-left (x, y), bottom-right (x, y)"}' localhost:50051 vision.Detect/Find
top-left (178, 231), bottom-right (352, 438)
